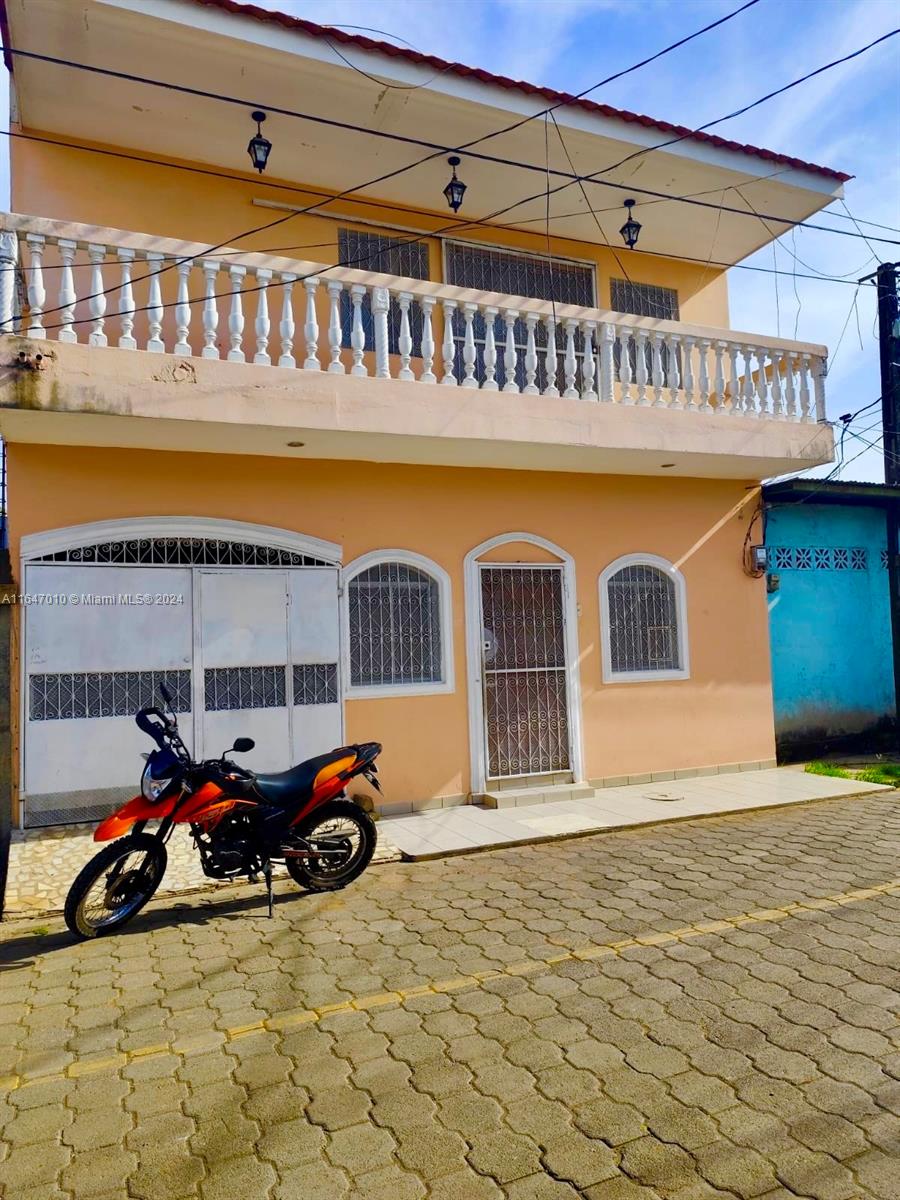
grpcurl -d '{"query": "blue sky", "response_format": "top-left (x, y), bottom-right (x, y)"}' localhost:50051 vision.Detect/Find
top-left (2, 0), bottom-right (898, 479)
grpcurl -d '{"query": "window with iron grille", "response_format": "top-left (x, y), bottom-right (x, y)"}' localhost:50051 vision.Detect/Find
top-left (348, 561), bottom-right (444, 690)
top-left (601, 557), bottom-right (688, 681)
top-left (338, 228), bottom-right (429, 355)
top-left (610, 279), bottom-right (681, 388)
top-left (444, 241), bottom-right (595, 390)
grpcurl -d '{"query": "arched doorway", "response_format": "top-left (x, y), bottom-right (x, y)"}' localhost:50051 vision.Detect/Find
top-left (20, 517), bottom-right (343, 827)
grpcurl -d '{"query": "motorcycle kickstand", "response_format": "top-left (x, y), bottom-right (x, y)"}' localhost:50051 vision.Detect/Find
top-left (263, 860), bottom-right (273, 918)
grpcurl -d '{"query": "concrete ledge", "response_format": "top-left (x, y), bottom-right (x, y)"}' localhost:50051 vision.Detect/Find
top-left (587, 758), bottom-right (777, 790)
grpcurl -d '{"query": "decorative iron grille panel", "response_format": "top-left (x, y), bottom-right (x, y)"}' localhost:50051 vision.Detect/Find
top-left (882, 549), bottom-right (890, 568)
top-left (29, 669), bottom-right (191, 721)
top-left (610, 278), bottom-right (681, 387)
top-left (34, 537), bottom-right (332, 567)
top-left (480, 566), bottom-right (570, 778)
top-left (770, 546), bottom-right (868, 570)
top-left (204, 665), bottom-right (286, 711)
top-left (338, 228), bottom-right (429, 355)
top-left (348, 563), bottom-right (442, 688)
top-left (444, 242), bottom-right (595, 391)
top-left (610, 279), bottom-right (680, 321)
top-left (607, 565), bottom-right (680, 674)
top-left (293, 663), bottom-right (338, 706)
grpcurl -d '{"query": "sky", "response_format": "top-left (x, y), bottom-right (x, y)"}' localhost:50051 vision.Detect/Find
top-left (1, 0), bottom-right (898, 480)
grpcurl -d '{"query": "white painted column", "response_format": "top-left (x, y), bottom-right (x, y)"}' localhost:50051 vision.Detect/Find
top-left (783, 352), bottom-right (797, 420)
top-left (371, 286), bottom-right (391, 379)
top-left (798, 354), bottom-right (811, 421)
top-left (87, 244), bottom-right (108, 348)
top-left (562, 319), bottom-right (578, 399)
top-left (145, 251), bottom-right (165, 352)
top-left (117, 248), bottom-right (137, 350)
top-left (441, 300), bottom-right (457, 386)
top-left (57, 239), bottom-right (78, 344)
top-left (279, 273), bottom-right (297, 369)
top-left (770, 350), bottom-right (784, 419)
top-left (728, 344), bottom-right (741, 415)
top-left (713, 341), bottom-right (726, 414)
top-left (398, 292), bottom-right (415, 381)
top-left (249, 268), bottom-right (271, 366)
top-left (813, 358), bottom-right (826, 422)
top-left (301, 275), bottom-right (318, 371)
top-left (755, 347), bottom-right (769, 416)
top-left (523, 312), bottom-right (540, 395)
top-left (227, 264), bottom-right (246, 362)
top-left (482, 307), bottom-right (498, 391)
top-left (618, 328), bottom-right (633, 405)
top-left (503, 309), bottom-right (520, 394)
top-left (173, 258), bottom-right (192, 356)
top-left (697, 338), bottom-right (712, 413)
top-left (666, 333), bottom-right (681, 409)
top-left (350, 285), bottom-right (368, 377)
top-left (599, 323), bottom-right (615, 403)
top-left (201, 259), bottom-right (220, 359)
top-left (25, 233), bottom-right (46, 339)
top-left (634, 328), bottom-right (649, 406)
top-left (324, 280), bottom-right (343, 374)
top-left (543, 315), bottom-right (559, 397)
top-left (742, 346), bottom-right (756, 415)
top-left (0, 230), bottom-right (17, 334)
top-left (419, 296), bottom-right (436, 383)
top-left (581, 321), bottom-right (597, 401)
top-left (461, 301), bottom-right (478, 388)
top-left (682, 336), bottom-right (696, 411)
top-left (650, 331), bottom-right (664, 407)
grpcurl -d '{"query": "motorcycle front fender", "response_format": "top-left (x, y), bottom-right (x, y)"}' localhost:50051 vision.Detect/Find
top-left (94, 794), bottom-right (178, 841)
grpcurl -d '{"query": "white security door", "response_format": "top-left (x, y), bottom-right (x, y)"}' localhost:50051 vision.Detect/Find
top-left (23, 564), bottom-right (193, 825)
top-left (198, 571), bottom-right (292, 772)
top-left (289, 569), bottom-right (343, 761)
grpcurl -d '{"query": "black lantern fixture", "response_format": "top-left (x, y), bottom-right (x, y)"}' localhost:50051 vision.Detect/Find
top-left (443, 156), bottom-right (467, 213)
top-left (619, 198), bottom-right (641, 249)
top-left (247, 110), bottom-right (272, 174)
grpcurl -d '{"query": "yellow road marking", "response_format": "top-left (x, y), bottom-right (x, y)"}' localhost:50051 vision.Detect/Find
top-left (3, 874), bottom-right (899, 1094)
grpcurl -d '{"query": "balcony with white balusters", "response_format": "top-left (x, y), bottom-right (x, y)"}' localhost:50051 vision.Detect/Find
top-left (0, 213), bottom-right (833, 480)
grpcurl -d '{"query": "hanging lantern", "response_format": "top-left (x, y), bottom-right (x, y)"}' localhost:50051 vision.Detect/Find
top-left (443, 156), bottom-right (467, 213)
top-left (247, 110), bottom-right (272, 174)
top-left (619, 198), bottom-right (641, 249)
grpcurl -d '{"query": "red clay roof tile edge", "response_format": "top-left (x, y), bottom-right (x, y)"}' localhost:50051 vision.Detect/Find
top-left (191, 0), bottom-right (850, 184)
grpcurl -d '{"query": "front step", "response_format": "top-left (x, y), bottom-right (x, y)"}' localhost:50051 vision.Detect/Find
top-left (479, 783), bottom-right (595, 810)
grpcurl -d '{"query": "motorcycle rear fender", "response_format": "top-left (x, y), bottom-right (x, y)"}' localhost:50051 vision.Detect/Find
top-left (94, 794), bottom-right (179, 841)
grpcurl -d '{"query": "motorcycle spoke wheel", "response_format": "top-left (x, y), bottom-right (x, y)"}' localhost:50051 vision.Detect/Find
top-left (65, 834), bottom-right (167, 939)
top-left (286, 801), bottom-right (376, 892)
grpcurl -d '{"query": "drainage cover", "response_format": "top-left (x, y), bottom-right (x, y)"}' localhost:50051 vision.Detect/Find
top-left (644, 791), bottom-right (684, 802)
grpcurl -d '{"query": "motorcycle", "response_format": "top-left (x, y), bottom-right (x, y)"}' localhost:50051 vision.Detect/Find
top-left (64, 683), bottom-right (382, 939)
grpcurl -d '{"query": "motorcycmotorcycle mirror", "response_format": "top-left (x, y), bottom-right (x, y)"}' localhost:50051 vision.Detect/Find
top-left (232, 738), bottom-right (255, 754)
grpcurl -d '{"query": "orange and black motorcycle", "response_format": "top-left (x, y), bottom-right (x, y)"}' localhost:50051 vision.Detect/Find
top-left (64, 683), bottom-right (381, 939)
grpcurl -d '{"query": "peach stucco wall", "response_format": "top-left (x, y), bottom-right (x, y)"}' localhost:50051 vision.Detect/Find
top-left (7, 444), bottom-right (775, 807)
top-left (11, 133), bottom-right (731, 330)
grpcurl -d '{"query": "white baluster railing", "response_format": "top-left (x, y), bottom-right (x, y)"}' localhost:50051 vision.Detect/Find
top-left (0, 213), bottom-right (828, 424)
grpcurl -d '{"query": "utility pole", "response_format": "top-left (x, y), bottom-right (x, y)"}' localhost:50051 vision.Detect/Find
top-left (871, 262), bottom-right (900, 750)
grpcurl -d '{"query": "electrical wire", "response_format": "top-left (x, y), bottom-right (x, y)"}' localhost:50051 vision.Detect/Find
top-left (5, 39), bottom-right (900, 247)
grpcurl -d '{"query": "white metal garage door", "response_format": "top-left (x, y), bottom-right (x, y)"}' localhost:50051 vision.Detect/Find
top-left (22, 540), bottom-right (342, 827)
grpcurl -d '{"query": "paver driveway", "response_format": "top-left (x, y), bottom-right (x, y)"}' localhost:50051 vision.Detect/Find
top-left (1, 792), bottom-right (899, 1200)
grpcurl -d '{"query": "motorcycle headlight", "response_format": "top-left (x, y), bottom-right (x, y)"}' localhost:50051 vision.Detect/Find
top-left (141, 760), bottom-right (173, 802)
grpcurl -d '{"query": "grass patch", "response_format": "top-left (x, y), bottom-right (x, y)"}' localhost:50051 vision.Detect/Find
top-left (805, 761), bottom-right (853, 779)
top-left (805, 760), bottom-right (900, 787)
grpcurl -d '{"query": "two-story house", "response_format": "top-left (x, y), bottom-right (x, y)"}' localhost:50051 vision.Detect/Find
top-left (0, 0), bottom-right (841, 828)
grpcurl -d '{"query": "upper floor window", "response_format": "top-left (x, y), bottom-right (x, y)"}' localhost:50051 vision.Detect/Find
top-left (344, 551), bottom-right (453, 697)
top-left (599, 554), bottom-right (689, 683)
top-left (610, 278), bottom-right (680, 321)
top-left (338, 228), bottom-right (429, 356)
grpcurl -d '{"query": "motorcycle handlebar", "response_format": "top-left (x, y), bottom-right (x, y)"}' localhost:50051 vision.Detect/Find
top-left (135, 706), bottom-right (172, 748)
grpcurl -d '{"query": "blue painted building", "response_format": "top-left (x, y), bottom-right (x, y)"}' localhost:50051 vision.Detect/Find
top-left (763, 480), bottom-right (898, 760)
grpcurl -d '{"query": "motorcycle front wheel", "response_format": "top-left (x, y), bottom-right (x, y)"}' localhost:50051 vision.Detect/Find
top-left (64, 833), bottom-right (167, 940)
top-left (285, 799), bottom-right (376, 892)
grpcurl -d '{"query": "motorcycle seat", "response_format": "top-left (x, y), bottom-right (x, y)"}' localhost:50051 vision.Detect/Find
top-left (253, 747), bottom-right (357, 805)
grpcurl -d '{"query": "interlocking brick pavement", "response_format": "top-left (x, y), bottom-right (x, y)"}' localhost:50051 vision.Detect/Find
top-left (1, 792), bottom-right (899, 1199)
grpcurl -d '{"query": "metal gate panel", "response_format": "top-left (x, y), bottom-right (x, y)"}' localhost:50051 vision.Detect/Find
top-left (23, 564), bottom-right (193, 825)
top-left (288, 569), bottom-right (342, 762)
top-left (479, 566), bottom-right (571, 778)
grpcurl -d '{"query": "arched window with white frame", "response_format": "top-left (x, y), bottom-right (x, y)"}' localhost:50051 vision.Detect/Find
top-left (599, 554), bottom-right (689, 683)
top-left (343, 550), bottom-right (454, 697)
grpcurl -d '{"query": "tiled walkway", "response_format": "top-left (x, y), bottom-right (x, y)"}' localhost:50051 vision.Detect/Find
top-left (384, 769), bottom-right (889, 860)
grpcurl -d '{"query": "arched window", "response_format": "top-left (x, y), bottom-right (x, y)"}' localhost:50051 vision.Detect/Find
top-left (599, 554), bottom-right (689, 683)
top-left (343, 551), bottom-right (453, 697)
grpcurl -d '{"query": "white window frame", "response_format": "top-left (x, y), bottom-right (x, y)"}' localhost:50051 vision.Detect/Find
top-left (599, 553), bottom-right (690, 684)
top-left (341, 549), bottom-right (454, 699)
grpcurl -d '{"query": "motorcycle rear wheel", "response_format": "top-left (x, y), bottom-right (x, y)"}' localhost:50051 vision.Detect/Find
top-left (285, 799), bottom-right (376, 892)
top-left (64, 833), bottom-right (167, 940)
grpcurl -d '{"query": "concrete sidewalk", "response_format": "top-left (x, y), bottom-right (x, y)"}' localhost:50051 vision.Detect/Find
top-left (383, 767), bottom-right (890, 859)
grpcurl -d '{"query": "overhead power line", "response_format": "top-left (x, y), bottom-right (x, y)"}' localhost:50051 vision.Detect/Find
top-left (5, 34), bottom-right (900, 247)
